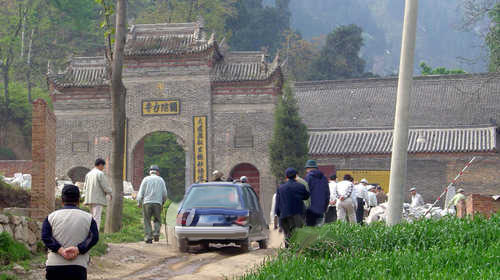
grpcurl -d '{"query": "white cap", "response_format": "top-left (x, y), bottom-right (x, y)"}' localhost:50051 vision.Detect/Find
top-left (240, 176), bottom-right (248, 182)
top-left (367, 185), bottom-right (376, 191)
top-left (409, 187), bottom-right (416, 192)
top-left (360, 178), bottom-right (368, 184)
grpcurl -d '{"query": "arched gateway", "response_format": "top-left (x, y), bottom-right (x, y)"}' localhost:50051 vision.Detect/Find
top-left (48, 20), bottom-right (283, 220)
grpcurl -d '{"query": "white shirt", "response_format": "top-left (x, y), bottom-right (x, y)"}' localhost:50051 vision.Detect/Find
top-left (366, 191), bottom-right (378, 207)
top-left (328, 181), bottom-right (337, 203)
top-left (352, 184), bottom-right (368, 201)
top-left (410, 193), bottom-right (425, 208)
top-left (334, 180), bottom-right (354, 199)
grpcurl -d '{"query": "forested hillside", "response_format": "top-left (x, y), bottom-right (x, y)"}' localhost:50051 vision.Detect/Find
top-left (286, 0), bottom-right (488, 75)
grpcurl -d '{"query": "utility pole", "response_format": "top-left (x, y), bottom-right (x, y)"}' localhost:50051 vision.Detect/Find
top-left (387, 0), bottom-right (419, 225)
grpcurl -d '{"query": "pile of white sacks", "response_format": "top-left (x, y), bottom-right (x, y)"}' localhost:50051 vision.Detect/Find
top-left (55, 180), bottom-right (134, 197)
top-left (1, 173), bottom-right (31, 189)
top-left (366, 202), bottom-right (454, 224)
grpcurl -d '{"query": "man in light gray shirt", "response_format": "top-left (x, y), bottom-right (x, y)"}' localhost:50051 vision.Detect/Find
top-left (83, 158), bottom-right (112, 229)
top-left (137, 165), bottom-right (168, 243)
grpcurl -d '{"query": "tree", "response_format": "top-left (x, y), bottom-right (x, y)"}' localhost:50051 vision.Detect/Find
top-left (486, 3), bottom-right (499, 71)
top-left (307, 24), bottom-right (366, 81)
top-left (281, 30), bottom-right (320, 81)
top-left (95, 0), bottom-right (127, 233)
top-left (226, 0), bottom-right (290, 55)
top-left (419, 62), bottom-right (466, 75)
top-left (135, 0), bottom-right (236, 41)
top-left (269, 83), bottom-right (309, 180)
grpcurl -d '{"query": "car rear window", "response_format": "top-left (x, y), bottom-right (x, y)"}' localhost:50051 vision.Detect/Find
top-left (182, 185), bottom-right (242, 209)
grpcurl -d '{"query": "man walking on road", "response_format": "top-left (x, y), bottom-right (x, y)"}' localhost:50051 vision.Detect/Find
top-left (83, 158), bottom-right (112, 230)
top-left (275, 168), bottom-right (310, 247)
top-left (42, 185), bottom-right (99, 280)
top-left (304, 160), bottom-right (330, 227)
top-left (325, 174), bottom-right (338, 223)
top-left (137, 165), bottom-right (168, 243)
top-left (335, 174), bottom-right (356, 223)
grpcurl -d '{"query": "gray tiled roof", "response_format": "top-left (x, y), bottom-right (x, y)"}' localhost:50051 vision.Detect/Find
top-left (295, 73), bottom-right (500, 129)
top-left (212, 51), bottom-right (281, 82)
top-left (309, 126), bottom-right (497, 155)
top-left (49, 57), bottom-right (108, 88)
top-left (125, 22), bottom-right (215, 57)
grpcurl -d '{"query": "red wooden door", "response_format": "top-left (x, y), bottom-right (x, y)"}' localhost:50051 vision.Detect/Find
top-left (231, 163), bottom-right (260, 195)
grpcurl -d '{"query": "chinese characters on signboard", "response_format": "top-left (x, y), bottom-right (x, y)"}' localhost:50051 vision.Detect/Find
top-left (142, 100), bottom-right (180, 116)
top-left (193, 116), bottom-right (208, 182)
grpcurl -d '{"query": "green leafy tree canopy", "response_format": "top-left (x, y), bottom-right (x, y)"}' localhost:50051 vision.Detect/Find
top-left (307, 24), bottom-right (366, 81)
top-left (486, 3), bottom-right (499, 72)
top-left (419, 62), bottom-right (466, 75)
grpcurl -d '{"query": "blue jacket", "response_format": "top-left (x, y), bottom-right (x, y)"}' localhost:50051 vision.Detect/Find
top-left (275, 179), bottom-right (310, 219)
top-left (305, 169), bottom-right (330, 215)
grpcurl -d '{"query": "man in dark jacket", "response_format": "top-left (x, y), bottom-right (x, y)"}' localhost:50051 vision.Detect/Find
top-left (275, 168), bottom-right (310, 247)
top-left (304, 160), bottom-right (330, 227)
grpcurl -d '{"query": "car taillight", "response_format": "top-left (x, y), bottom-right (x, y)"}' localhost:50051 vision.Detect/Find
top-left (234, 216), bottom-right (248, 226)
top-left (176, 212), bottom-right (189, 226)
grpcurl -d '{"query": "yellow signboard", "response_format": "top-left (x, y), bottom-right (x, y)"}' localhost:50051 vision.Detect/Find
top-left (193, 116), bottom-right (208, 182)
top-left (142, 99), bottom-right (180, 116)
top-left (336, 170), bottom-right (390, 193)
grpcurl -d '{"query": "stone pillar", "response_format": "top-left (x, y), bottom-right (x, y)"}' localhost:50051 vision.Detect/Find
top-left (31, 99), bottom-right (56, 221)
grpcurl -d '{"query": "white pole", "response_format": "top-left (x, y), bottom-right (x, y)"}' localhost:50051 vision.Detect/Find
top-left (387, 0), bottom-right (419, 226)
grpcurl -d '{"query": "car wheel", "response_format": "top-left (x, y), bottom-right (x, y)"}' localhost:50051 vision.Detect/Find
top-left (239, 239), bottom-right (249, 253)
top-left (177, 238), bottom-right (188, 253)
top-left (258, 239), bottom-right (268, 249)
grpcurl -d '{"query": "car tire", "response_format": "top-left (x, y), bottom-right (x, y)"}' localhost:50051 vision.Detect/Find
top-left (177, 238), bottom-right (188, 253)
top-left (239, 239), bottom-right (250, 253)
top-left (258, 239), bottom-right (268, 249)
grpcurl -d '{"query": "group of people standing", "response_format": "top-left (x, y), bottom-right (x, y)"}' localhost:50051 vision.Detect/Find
top-left (272, 160), bottom-right (391, 246)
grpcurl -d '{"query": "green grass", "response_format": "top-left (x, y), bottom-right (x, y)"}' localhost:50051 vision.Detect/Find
top-left (242, 214), bottom-right (500, 280)
top-left (0, 232), bottom-right (31, 265)
top-left (0, 273), bottom-right (17, 280)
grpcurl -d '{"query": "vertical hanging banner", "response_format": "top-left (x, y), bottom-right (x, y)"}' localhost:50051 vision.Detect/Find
top-left (193, 116), bottom-right (208, 182)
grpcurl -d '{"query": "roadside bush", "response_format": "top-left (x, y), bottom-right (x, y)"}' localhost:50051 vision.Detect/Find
top-left (242, 215), bottom-right (500, 280)
top-left (98, 199), bottom-right (144, 244)
top-left (0, 181), bottom-right (30, 209)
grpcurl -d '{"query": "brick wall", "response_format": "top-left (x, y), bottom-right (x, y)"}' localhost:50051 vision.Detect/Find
top-left (465, 194), bottom-right (500, 218)
top-left (0, 160), bottom-right (32, 177)
top-left (31, 99), bottom-right (56, 221)
top-left (132, 138), bottom-right (144, 190)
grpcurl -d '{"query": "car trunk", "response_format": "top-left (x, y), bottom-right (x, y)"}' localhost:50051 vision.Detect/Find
top-left (180, 208), bottom-right (249, 227)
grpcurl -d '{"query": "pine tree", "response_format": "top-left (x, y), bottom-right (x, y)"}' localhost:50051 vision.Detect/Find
top-left (269, 83), bottom-right (309, 180)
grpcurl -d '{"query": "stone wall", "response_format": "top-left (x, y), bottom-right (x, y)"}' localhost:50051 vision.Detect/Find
top-left (31, 99), bottom-right (56, 221)
top-left (314, 153), bottom-right (500, 205)
top-left (0, 160), bottom-right (32, 177)
top-left (0, 213), bottom-right (41, 253)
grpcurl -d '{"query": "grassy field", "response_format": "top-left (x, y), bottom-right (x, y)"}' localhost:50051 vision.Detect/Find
top-left (242, 214), bottom-right (500, 279)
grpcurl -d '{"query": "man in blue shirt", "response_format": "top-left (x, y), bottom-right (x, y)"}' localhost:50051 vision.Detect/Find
top-left (304, 160), bottom-right (330, 227)
top-left (137, 165), bottom-right (168, 243)
top-left (275, 168), bottom-right (310, 247)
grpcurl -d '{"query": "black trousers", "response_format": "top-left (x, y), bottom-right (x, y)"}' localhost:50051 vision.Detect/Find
top-left (305, 209), bottom-right (323, 227)
top-left (280, 215), bottom-right (304, 248)
top-left (325, 206), bottom-right (337, 223)
top-left (46, 265), bottom-right (87, 280)
top-left (356, 198), bottom-right (365, 224)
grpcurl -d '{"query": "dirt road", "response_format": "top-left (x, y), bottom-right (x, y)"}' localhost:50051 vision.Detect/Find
top-left (87, 229), bottom-right (283, 280)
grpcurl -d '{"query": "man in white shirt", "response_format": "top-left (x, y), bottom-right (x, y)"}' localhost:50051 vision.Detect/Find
top-left (352, 178), bottom-right (368, 224)
top-left (334, 174), bottom-right (356, 223)
top-left (325, 174), bottom-right (338, 223)
top-left (365, 185), bottom-right (378, 214)
top-left (409, 187), bottom-right (425, 208)
top-left (83, 158), bottom-right (112, 229)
